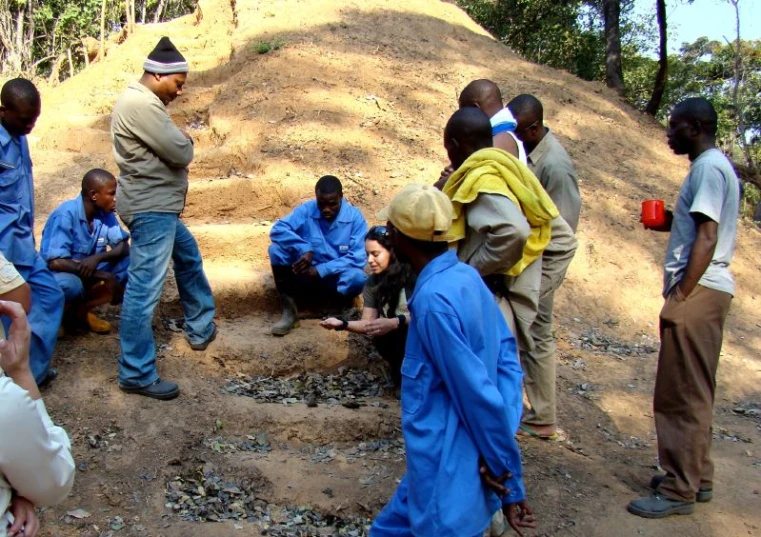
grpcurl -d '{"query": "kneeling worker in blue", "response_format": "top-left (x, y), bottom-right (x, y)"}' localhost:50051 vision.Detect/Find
top-left (371, 183), bottom-right (536, 537)
top-left (268, 175), bottom-right (367, 336)
top-left (41, 168), bottom-right (129, 334)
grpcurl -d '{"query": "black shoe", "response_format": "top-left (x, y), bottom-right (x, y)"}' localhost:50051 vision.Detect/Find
top-left (188, 323), bottom-right (217, 351)
top-left (37, 368), bottom-right (58, 389)
top-left (650, 474), bottom-right (713, 503)
top-left (119, 379), bottom-right (180, 400)
top-left (627, 494), bottom-right (695, 518)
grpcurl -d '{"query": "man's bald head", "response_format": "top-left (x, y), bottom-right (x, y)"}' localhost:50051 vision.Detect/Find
top-left (672, 97), bottom-right (718, 137)
top-left (458, 79), bottom-right (503, 118)
top-left (667, 97), bottom-right (718, 158)
top-left (0, 78), bottom-right (41, 137)
top-left (82, 169), bottom-right (118, 213)
top-left (507, 94), bottom-right (545, 152)
top-left (507, 94), bottom-right (543, 124)
top-left (0, 78), bottom-right (40, 109)
top-left (82, 168), bottom-right (116, 194)
top-left (444, 107), bottom-right (493, 169)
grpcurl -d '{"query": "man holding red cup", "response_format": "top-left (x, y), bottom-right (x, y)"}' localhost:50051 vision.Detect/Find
top-left (629, 98), bottom-right (740, 518)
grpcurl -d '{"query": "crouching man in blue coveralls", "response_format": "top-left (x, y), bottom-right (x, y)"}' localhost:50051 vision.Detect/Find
top-left (41, 169), bottom-right (129, 335)
top-left (0, 78), bottom-right (64, 387)
top-left (268, 175), bottom-right (367, 336)
top-left (371, 183), bottom-right (536, 537)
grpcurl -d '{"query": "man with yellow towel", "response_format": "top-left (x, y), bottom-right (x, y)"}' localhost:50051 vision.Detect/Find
top-left (439, 107), bottom-right (576, 441)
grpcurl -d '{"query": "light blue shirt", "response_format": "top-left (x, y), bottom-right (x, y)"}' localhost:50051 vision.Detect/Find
top-left (663, 148), bottom-right (739, 297)
top-left (40, 197), bottom-right (129, 262)
top-left (399, 250), bottom-right (525, 537)
top-left (0, 124), bottom-right (36, 267)
top-left (269, 199), bottom-right (368, 277)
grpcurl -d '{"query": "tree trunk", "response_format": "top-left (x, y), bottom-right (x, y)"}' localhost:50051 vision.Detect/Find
top-left (154, 0), bottom-right (166, 23)
top-left (728, 0), bottom-right (756, 172)
top-left (13, 5), bottom-right (24, 73)
top-left (140, 0), bottom-right (146, 24)
top-left (48, 52), bottom-right (67, 84)
top-left (125, 0), bottom-right (135, 35)
top-left (645, 0), bottom-right (668, 115)
top-left (100, 0), bottom-right (107, 60)
top-left (603, 0), bottom-right (625, 94)
top-left (67, 46), bottom-right (74, 78)
top-left (24, 0), bottom-right (33, 73)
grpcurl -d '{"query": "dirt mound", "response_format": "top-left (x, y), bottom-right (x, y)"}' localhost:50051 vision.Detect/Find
top-left (25, 0), bottom-right (761, 536)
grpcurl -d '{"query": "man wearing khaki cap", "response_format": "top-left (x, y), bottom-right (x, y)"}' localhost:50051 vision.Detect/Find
top-left (371, 184), bottom-right (535, 537)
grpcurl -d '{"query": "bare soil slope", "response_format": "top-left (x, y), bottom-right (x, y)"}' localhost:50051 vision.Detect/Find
top-left (22, 0), bottom-right (761, 536)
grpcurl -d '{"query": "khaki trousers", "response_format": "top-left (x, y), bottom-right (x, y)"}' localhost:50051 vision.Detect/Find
top-left (655, 285), bottom-right (732, 502)
top-left (519, 248), bottom-right (575, 426)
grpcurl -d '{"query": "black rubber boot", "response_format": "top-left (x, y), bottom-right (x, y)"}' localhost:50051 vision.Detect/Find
top-left (271, 265), bottom-right (300, 336)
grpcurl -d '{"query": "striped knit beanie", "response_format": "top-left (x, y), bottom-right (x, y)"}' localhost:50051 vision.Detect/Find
top-left (143, 37), bottom-right (189, 74)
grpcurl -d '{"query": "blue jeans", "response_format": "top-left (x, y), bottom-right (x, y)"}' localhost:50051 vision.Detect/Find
top-left (118, 213), bottom-right (215, 388)
top-left (2, 255), bottom-right (64, 384)
top-left (54, 256), bottom-right (130, 303)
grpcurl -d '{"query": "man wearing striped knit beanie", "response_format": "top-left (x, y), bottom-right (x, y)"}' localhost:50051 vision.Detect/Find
top-left (109, 36), bottom-right (217, 401)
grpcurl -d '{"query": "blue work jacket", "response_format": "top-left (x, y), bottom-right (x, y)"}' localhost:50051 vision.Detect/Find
top-left (269, 198), bottom-right (368, 277)
top-left (40, 197), bottom-right (129, 262)
top-left (0, 124), bottom-right (36, 267)
top-left (401, 250), bottom-right (525, 537)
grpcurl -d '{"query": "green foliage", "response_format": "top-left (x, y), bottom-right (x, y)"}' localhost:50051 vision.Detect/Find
top-left (0, 0), bottom-right (198, 79)
top-left (741, 183), bottom-right (761, 218)
top-left (457, 0), bottom-right (760, 171)
top-left (255, 39), bottom-right (284, 55)
top-left (454, 0), bottom-right (638, 82)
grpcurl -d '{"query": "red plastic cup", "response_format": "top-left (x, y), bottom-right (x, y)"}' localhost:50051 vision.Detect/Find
top-left (641, 199), bottom-right (665, 229)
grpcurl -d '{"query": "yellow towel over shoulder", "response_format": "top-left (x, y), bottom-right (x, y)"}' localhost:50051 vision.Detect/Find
top-left (443, 148), bottom-right (558, 276)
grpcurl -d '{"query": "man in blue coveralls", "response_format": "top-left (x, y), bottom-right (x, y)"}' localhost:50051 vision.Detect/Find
top-left (371, 183), bottom-right (536, 537)
top-left (268, 175), bottom-right (367, 336)
top-left (0, 78), bottom-right (64, 387)
top-left (41, 168), bottom-right (130, 335)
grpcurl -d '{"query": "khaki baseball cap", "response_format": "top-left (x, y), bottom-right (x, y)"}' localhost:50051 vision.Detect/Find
top-left (377, 183), bottom-right (453, 242)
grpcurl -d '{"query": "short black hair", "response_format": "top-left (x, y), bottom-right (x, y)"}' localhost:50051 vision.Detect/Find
top-left (673, 97), bottom-right (718, 137)
top-left (315, 174), bottom-right (343, 195)
top-left (445, 107), bottom-right (493, 148)
top-left (81, 168), bottom-right (116, 194)
top-left (507, 94), bottom-right (543, 123)
top-left (0, 78), bottom-right (41, 109)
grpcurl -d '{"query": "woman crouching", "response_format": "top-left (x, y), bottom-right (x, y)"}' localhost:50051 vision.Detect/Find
top-left (320, 226), bottom-right (414, 387)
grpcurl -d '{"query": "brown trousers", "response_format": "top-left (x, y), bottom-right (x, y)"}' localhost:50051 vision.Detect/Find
top-left (654, 284), bottom-right (732, 502)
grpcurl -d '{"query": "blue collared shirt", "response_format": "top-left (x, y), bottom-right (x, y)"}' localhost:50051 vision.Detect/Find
top-left (400, 250), bottom-right (525, 537)
top-left (40, 197), bottom-right (129, 262)
top-left (0, 124), bottom-right (36, 267)
top-left (269, 198), bottom-right (368, 277)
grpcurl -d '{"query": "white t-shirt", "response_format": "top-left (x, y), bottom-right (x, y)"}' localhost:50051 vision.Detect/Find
top-left (490, 108), bottom-right (528, 164)
top-left (663, 148), bottom-right (740, 296)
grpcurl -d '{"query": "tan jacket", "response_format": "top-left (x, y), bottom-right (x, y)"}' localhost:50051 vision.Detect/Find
top-left (528, 129), bottom-right (581, 233)
top-left (111, 82), bottom-right (193, 217)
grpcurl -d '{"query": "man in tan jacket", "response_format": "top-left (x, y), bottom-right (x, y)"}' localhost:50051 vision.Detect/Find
top-left (111, 36), bottom-right (216, 401)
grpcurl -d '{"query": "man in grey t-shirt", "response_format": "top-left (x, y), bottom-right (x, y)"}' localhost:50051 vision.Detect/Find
top-left (628, 98), bottom-right (739, 519)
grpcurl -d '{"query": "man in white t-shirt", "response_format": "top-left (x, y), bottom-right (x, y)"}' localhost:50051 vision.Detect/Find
top-left (628, 97), bottom-right (739, 519)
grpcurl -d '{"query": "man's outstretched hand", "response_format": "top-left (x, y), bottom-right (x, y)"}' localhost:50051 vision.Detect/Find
top-left (503, 501), bottom-right (536, 537)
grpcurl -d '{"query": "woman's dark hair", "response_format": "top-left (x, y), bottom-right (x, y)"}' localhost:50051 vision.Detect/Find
top-left (366, 226), bottom-right (414, 315)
